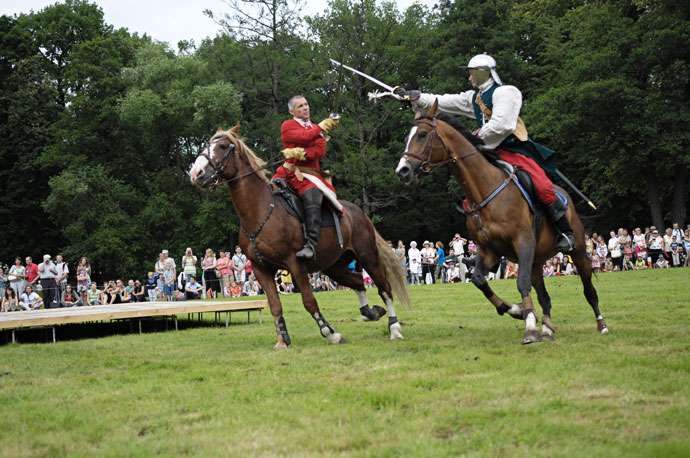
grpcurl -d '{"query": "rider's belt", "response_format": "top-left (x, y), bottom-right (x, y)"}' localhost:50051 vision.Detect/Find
top-left (475, 92), bottom-right (528, 142)
top-left (282, 162), bottom-right (333, 185)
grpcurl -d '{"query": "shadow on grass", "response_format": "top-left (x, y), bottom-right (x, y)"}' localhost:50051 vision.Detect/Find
top-left (0, 312), bottom-right (259, 345)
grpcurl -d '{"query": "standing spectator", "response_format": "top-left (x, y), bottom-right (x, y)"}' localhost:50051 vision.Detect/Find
top-left (596, 238), bottom-right (608, 264)
top-left (648, 230), bottom-right (664, 264)
top-left (216, 250), bottom-right (232, 297)
top-left (0, 266), bottom-right (8, 299)
top-left (670, 237), bottom-right (682, 267)
top-left (421, 241), bottom-right (436, 284)
top-left (38, 254), bottom-right (59, 308)
top-left (146, 272), bottom-right (158, 302)
top-left (61, 285), bottom-right (83, 307)
top-left (155, 253), bottom-right (167, 300)
top-left (19, 284), bottom-right (43, 310)
top-left (584, 233), bottom-right (594, 257)
top-left (232, 246), bottom-right (247, 284)
top-left (202, 248), bottom-right (219, 299)
top-left (182, 247), bottom-right (198, 283)
top-left (76, 258), bottom-right (91, 304)
top-left (2, 288), bottom-right (20, 312)
top-left (185, 275), bottom-right (203, 300)
top-left (633, 228), bottom-right (647, 261)
top-left (24, 256), bottom-right (39, 287)
top-left (449, 233), bottom-right (467, 257)
top-left (434, 241), bottom-right (446, 284)
top-left (663, 228), bottom-right (674, 262)
top-left (55, 254), bottom-right (69, 299)
top-left (671, 223), bottom-right (683, 242)
top-left (505, 262), bottom-right (518, 279)
top-left (395, 240), bottom-right (406, 274)
top-left (245, 259), bottom-right (253, 281)
top-left (88, 282), bottom-right (101, 305)
top-left (8, 257), bottom-right (26, 297)
top-left (683, 230), bottom-right (690, 267)
top-left (407, 241), bottom-right (421, 285)
top-left (608, 231), bottom-right (622, 271)
top-left (590, 251), bottom-right (601, 274)
top-left (162, 249), bottom-right (177, 279)
top-left (163, 260), bottom-right (175, 301)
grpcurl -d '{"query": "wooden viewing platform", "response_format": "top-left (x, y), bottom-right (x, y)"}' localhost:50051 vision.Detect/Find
top-left (0, 299), bottom-right (267, 343)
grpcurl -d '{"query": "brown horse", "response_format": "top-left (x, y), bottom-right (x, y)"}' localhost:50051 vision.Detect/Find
top-left (395, 101), bottom-right (608, 344)
top-left (190, 124), bottom-right (410, 349)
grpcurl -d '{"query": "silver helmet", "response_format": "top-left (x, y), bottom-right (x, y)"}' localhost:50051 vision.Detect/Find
top-left (464, 53), bottom-right (502, 86)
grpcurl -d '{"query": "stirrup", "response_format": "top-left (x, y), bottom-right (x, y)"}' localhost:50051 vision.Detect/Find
top-left (296, 245), bottom-right (316, 261)
top-left (555, 234), bottom-right (575, 252)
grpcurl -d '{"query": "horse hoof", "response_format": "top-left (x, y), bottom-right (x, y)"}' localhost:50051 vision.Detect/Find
top-left (541, 334), bottom-right (554, 342)
top-left (273, 342), bottom-right (288, 351)
top-left (372, 305), bottom-right (387, 320)
top-left (327, 333), bottom-right (347, 345)
top-left (522, 330), bottom-right (542, 345)
top-left (390, 323), bottom-right (404, 340)
top-left (597, 319), bottom-right (608, 334)
top-left (600, 327), bottom-right (609, 334)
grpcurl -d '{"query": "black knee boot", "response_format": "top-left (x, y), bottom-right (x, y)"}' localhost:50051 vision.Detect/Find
top-left (296, 188), bottom-right (323, 261)
top-left (546, 199), bottom-right (575, 252)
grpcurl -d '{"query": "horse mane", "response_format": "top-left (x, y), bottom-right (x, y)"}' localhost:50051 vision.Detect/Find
top-left (221, 130), bottom-right (270, 183)
top-left (434, 112), bottom-right (501, 165)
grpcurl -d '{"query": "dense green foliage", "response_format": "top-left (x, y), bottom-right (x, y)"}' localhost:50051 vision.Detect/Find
top-left (1, 0), bottom-right (688, 279)
top-left (1, 269), bottom-right (689, 455)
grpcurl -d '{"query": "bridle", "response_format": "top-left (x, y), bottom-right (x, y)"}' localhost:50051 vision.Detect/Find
top-left (196, 134), bottom-right (283, 189)
top-left (401, 115), bottom-right (478, 176)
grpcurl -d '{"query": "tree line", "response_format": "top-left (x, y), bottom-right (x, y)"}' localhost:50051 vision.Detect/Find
top-left (1, 0), bottom-right (688, 280)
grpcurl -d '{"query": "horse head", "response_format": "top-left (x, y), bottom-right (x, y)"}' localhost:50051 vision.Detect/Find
top-left (395, 99), bottom-right (451, 185)
top-left (190, 122), bottom-right (241, 188)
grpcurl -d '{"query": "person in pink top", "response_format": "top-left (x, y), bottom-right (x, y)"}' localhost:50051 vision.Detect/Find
top-left (215, 250), bottom-right (232, 298)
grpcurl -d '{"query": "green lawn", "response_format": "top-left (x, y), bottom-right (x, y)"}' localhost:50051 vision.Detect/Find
top-left (1, 268), bottom-right (689, 457)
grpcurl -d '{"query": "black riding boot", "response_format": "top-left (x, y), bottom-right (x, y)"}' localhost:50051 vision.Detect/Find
top-left (296, 188), bottom-right (323, 261)
top-left (546, 199), bottom-right (575, 252)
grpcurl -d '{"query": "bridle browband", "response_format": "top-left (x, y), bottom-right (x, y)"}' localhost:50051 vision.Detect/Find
top-left (401, 115), bottom-right (478, 175)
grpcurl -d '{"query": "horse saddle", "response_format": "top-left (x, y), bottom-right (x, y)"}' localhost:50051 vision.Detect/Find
top-left (271, 178), bottom-right (339, 227)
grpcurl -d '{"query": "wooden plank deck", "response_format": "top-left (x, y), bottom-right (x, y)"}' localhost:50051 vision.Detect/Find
top-left (0, 300), bottom-right (267, 331)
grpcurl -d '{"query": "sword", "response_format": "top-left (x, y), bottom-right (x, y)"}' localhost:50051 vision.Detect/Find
top-left (329, 58), bottom-right (395, 92)
top-left (329, 50), bottom-right (346, 121)
top-left (555, 169), bottom-right (597, 210)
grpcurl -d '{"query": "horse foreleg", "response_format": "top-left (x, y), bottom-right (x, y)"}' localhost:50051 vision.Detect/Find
top-left (291, 264), bottom-right (346, 345)
top-left (252, 265), bottom-right (290, 350)
top-left (472, 252), bottom-right (522, 320)
top-left (531, 265), bottom-right (554, 341)
top-left (515, 238), bottom-right (541, 344)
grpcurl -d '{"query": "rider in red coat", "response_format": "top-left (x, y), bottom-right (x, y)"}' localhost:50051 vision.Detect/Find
top-left (272, 95), bottom-right (339, 261)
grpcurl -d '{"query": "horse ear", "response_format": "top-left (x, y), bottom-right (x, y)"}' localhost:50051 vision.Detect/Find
top-left (216, 127), bottom-right (224, 133)
top-left (230, 122), bottom-right (240, 136)
top-left (428, 98), bottom-right (439, 118)
top-left (414, 111), bottom-right (422, 120)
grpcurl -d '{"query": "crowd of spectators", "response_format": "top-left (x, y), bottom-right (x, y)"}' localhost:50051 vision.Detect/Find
top-left (2, 223), bottom-right (687, 312)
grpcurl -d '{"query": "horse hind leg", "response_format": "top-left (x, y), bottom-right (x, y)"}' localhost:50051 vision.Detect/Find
top-left (571, 246), bottom-right (608, 334)
top-left (531, 265), bottom-right (555, 341)
top-left (323, 263), bottom-right (385, 322)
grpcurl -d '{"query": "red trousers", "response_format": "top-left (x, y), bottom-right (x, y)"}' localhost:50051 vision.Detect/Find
top-left (498, 149), bottom-right (557, 205)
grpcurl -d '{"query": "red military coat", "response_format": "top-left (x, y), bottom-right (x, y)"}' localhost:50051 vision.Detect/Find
top-left (272, 118), bottom-right (336, 196)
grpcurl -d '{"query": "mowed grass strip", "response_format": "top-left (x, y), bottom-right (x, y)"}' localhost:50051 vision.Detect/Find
top-left (1, 268), bottom-right (689, 457)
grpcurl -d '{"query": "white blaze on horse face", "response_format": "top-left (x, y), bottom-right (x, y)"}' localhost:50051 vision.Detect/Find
top-left (191, 145), bottom-right (212, 182)
top-left (395, 126), bottom-right (417, 175)
top-left (404, 126), bottom-right (417, 154)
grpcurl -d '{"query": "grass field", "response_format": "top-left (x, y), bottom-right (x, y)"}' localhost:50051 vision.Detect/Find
top-left (1, 268), bottom-right (689, 457)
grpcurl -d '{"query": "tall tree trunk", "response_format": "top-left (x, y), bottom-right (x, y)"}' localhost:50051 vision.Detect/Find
top-left (646, 172), bottom-right (664, 229)
top-left (671, 165), bottom-right (687, 227)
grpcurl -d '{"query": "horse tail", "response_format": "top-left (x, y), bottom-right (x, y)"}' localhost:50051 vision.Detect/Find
top-left (374, 230), bottom-right (412, 308)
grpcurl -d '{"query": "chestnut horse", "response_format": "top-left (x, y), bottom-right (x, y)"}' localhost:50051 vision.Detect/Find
top-left (395, 101), bottom-right (607, 344)
top-left (190, 124), bottom-right (410, 349)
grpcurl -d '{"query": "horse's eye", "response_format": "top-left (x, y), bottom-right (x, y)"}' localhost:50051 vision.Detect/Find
top-left (418, 131), bottom-right (428, 139)
top-left (219, 144), bottom-right (228, 149)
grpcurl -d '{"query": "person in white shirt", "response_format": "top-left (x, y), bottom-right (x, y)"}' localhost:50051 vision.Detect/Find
top-left (55, 254), bottom-right (69, 299)
top-left (407, 241), bottom-right (422, 285)
top-left (446, 261), bottom-right (461, 283)
top-left (395, 54), bottom-right (575, 252)
top-left (19, 284), bottom-right (43, 310)
top-left (38, 254), bottom-right (58, 308)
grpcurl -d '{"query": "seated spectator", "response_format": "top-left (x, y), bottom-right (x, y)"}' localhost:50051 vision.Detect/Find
top-left (542, 260), bottom-right (555, 277)
top-left (230, 281), bottom-right (242, 298)
top-left (117, 280), bottom-right (132, 303)
top-left (61, 285), bottom-right (83, 307)
top-left (446, 261), bottom-right (461, 283)
top-left (88, 282), bottom-right (101, 305)
top-left (656, 254), bottom-right (669, 269)
top-left (633, 257), bottom-right (647, 270)
top-left (603, 257), bottom-right (614, 272)
top-left (132, 280), bottom-right (146, 302)
top-left (505, 262), bottom-right (518, 279)
top-left (362, 269), bottom-right (373, 288)
top-left (622, 255), bottom-right (634, 271)
top-left (560, 256), bottom-right (573, 275)
top-left (184, 275), bottom-right (203, 300)
top-left (2, 287), bottom-right (20, 312)
top-left (145, 272), bottom-right (158, 302)
top-left (242, 275), bottom-right (259, 296)
top-left (100, 281), bottom-right (117, 305)
top-left (19, 284), bottom-right (43, 310)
